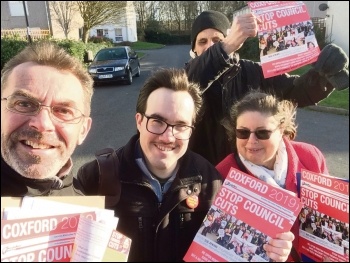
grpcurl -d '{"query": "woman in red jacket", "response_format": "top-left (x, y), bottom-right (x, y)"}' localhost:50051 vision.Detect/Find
top-left (216, 90), bottom-right (329, 261)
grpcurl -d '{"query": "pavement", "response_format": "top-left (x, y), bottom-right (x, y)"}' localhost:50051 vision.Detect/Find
top-left (307, 105), bottom-right (349, 116)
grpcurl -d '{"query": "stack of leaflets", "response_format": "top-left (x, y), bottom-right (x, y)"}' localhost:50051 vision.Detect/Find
top-left (184, 167), bottom-right (302, 262)
top-left (297, 169), bottom-right (349, 262)
top-left (1, 196), bottom-right (131, 262)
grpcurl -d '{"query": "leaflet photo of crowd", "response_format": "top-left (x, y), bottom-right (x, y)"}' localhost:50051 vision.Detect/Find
top-left (258, 19), bottom-right (317, 57)
top-left (299, 206), bottom-right (349, 255)
top-left (200, 207), bottom-right (272, 261)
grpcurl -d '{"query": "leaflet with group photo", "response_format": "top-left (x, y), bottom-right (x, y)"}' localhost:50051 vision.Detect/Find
top-left (184, 167), bottom-right (302, 262)
top-left (298, 169), bottom-right (349, 262)
top-left (248, 1), bottom-right (320, 78)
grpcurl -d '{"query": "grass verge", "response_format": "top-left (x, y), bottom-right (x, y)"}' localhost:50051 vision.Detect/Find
top-left (131, 41), bottom-right (165, 61)
top-left (130, 41), bottom-right (165, 50)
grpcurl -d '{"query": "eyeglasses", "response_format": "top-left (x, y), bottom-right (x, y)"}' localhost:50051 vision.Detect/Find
top-left (235, 126), bottom-right (280, 140)
top-left (142, 114), bottom-right (194, 140)
top-left (1, 94), bottom-right (86, 124)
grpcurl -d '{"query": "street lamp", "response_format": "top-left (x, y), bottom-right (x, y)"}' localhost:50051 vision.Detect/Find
top-left (22, 1), bottom-right (32, 43)
top-left (318, 3), bottom-right (333, 42)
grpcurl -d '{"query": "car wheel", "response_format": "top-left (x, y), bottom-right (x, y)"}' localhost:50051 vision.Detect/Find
top-left (126, 70), bottom-right (132, 85)
top-left (135, 66), bottom-right (141, 77)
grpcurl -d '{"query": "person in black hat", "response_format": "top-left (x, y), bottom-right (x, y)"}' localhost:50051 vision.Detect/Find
top-left (185, 10), bottom-right (349, 167)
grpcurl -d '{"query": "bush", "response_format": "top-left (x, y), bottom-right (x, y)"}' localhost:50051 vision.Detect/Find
top-left (88, 36), bottom-right (113, 45)
top-left (115, 41), bottom-right (133, 47)
top-left (85, 41), bottom-right (114, 60)
top-left (144, 29), bottom-right (190, 45)
top-left (55, 39), bottom-right (87, 62)
top-left (1, 36), bottom-right (114, 70)
top-left (236, 37), bottom-right (260, 60)
top-left (1, 37), bottom-right (28, 70)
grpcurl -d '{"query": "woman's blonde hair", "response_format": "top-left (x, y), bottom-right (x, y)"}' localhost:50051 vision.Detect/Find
top-left (221, 90), bottom-right (298, 152)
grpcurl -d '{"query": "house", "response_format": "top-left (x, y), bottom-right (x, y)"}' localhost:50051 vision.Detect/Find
top-left (319, 2), bottom-right (349, 57)
top-left (232, 1), bottom-right (349, 57)
top-left (1, 1), bottom-right (50, 39)
top-left (1, 1), bottom-right (138, 43)
top-left (1, 1), bottom-right (81, 40)
top-left (89, 2), bottom-right (138, 43)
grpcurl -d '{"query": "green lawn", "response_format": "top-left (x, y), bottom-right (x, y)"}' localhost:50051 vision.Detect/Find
top-left (318, 89), bottom-right (349, 109)
top-left (131, 41), bottom-right (165, 62)
top-left (130, 41), bottom-right (165, 50)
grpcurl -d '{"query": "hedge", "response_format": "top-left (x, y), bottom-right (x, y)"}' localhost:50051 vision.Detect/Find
top-left (1, 37), bottom-right (113, 70)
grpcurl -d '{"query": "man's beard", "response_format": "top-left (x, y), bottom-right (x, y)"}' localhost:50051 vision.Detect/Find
top-left (1, 129), bottom-right (70, 179)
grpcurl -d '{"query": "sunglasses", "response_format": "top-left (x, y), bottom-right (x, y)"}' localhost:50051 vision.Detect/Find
top-left (236, 126), bottom-right (279, 140)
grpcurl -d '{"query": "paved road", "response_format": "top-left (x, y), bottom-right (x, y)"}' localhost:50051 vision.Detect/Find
top-left (72, 45), bottom-right (349, 179)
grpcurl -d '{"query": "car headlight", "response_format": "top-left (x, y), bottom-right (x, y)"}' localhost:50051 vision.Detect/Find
top-left (114, 67), bottom-right (124, 71)
top-left (88, 68), bottom-right (97, 73)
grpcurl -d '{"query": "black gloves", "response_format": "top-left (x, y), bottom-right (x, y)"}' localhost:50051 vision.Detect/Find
top-left (313, 43), bottom-right (349, 90)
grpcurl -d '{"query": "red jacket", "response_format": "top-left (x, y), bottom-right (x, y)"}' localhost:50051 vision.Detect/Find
top-left (216, 137), bottom-right (329, 261)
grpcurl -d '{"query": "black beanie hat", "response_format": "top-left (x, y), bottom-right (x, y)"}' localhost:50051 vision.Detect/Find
top-left (191, 10), bottom-right (230, 52)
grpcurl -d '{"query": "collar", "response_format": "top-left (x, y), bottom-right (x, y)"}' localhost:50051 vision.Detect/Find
top-left (134, 139), bottom-right (178, 202)
top-left (239, 139), bottom-right (288, 189)
top-left (1, 156), bottom-right (74, 196)
top-left (57, 158), bottom-right (73, 178)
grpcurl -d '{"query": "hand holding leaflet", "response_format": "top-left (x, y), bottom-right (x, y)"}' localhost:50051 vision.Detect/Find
top-left (184, 167), bottom-right (302, 262)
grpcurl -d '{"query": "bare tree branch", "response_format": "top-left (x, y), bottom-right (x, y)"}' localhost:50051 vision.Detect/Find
top-left (50, 1), bottom-right (78, 38)
top-left (76, 1), bottom-right (127, 43)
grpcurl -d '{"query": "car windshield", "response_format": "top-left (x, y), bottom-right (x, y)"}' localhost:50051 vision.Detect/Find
top-left (95, 48), bottom-right (127, 61)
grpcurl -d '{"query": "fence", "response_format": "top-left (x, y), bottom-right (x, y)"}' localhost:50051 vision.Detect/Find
top-left (1, 29), bottom-right (50, 40)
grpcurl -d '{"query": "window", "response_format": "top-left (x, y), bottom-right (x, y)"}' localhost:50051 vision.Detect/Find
top-left (96, 29), bottom-right (104, 37)
top-left (103, 29), bottom-right (109, 36)
top-left (9, 1), bottom-right (28, 16)
top-left (115, 28), bottom-right (123, 42)
top-left (115, 28), bottom-right (122, 36)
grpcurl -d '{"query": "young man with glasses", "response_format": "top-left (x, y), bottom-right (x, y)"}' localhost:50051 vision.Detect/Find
top-left (76, 68), bottom-right (294, 262)
top-left (216, 90), bottom-right (329, 262)
top-left (1, 41), bottom-right (93, 197)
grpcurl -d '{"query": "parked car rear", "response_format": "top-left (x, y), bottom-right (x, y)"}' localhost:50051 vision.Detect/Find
top-left (87, 46), bottom-right (140, 85)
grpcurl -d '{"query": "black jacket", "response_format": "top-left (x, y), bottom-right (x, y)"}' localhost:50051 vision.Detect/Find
top-left (75, 134), bottom-right (223, 262)
top-left (185, 42), bottom-right (334, 165)
top-left (1, 156), bottom-right (82, 197)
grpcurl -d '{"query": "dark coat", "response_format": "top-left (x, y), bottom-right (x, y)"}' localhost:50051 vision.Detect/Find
top-left (1, 156), bottom-right (82, 197)
top-left (75, 134), bottom-right (223, 262)
top-left (185, 42), bottom-right (334, 165)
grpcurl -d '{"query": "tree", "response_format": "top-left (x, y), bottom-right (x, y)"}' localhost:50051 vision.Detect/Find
top-left (76, 1), bottom-right (127, 43)
top-left (50, 1), bottom-right (78, 39)
top-left (134, 1), bottom-right (149, 31)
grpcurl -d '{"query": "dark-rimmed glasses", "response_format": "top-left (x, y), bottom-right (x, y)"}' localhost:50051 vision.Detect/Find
top-left (1, 94), bottom-right (86, 124)
top-left (143, 114), bottom-right (194, 140)
top-left (236, 126), bottom-right (280, 140)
